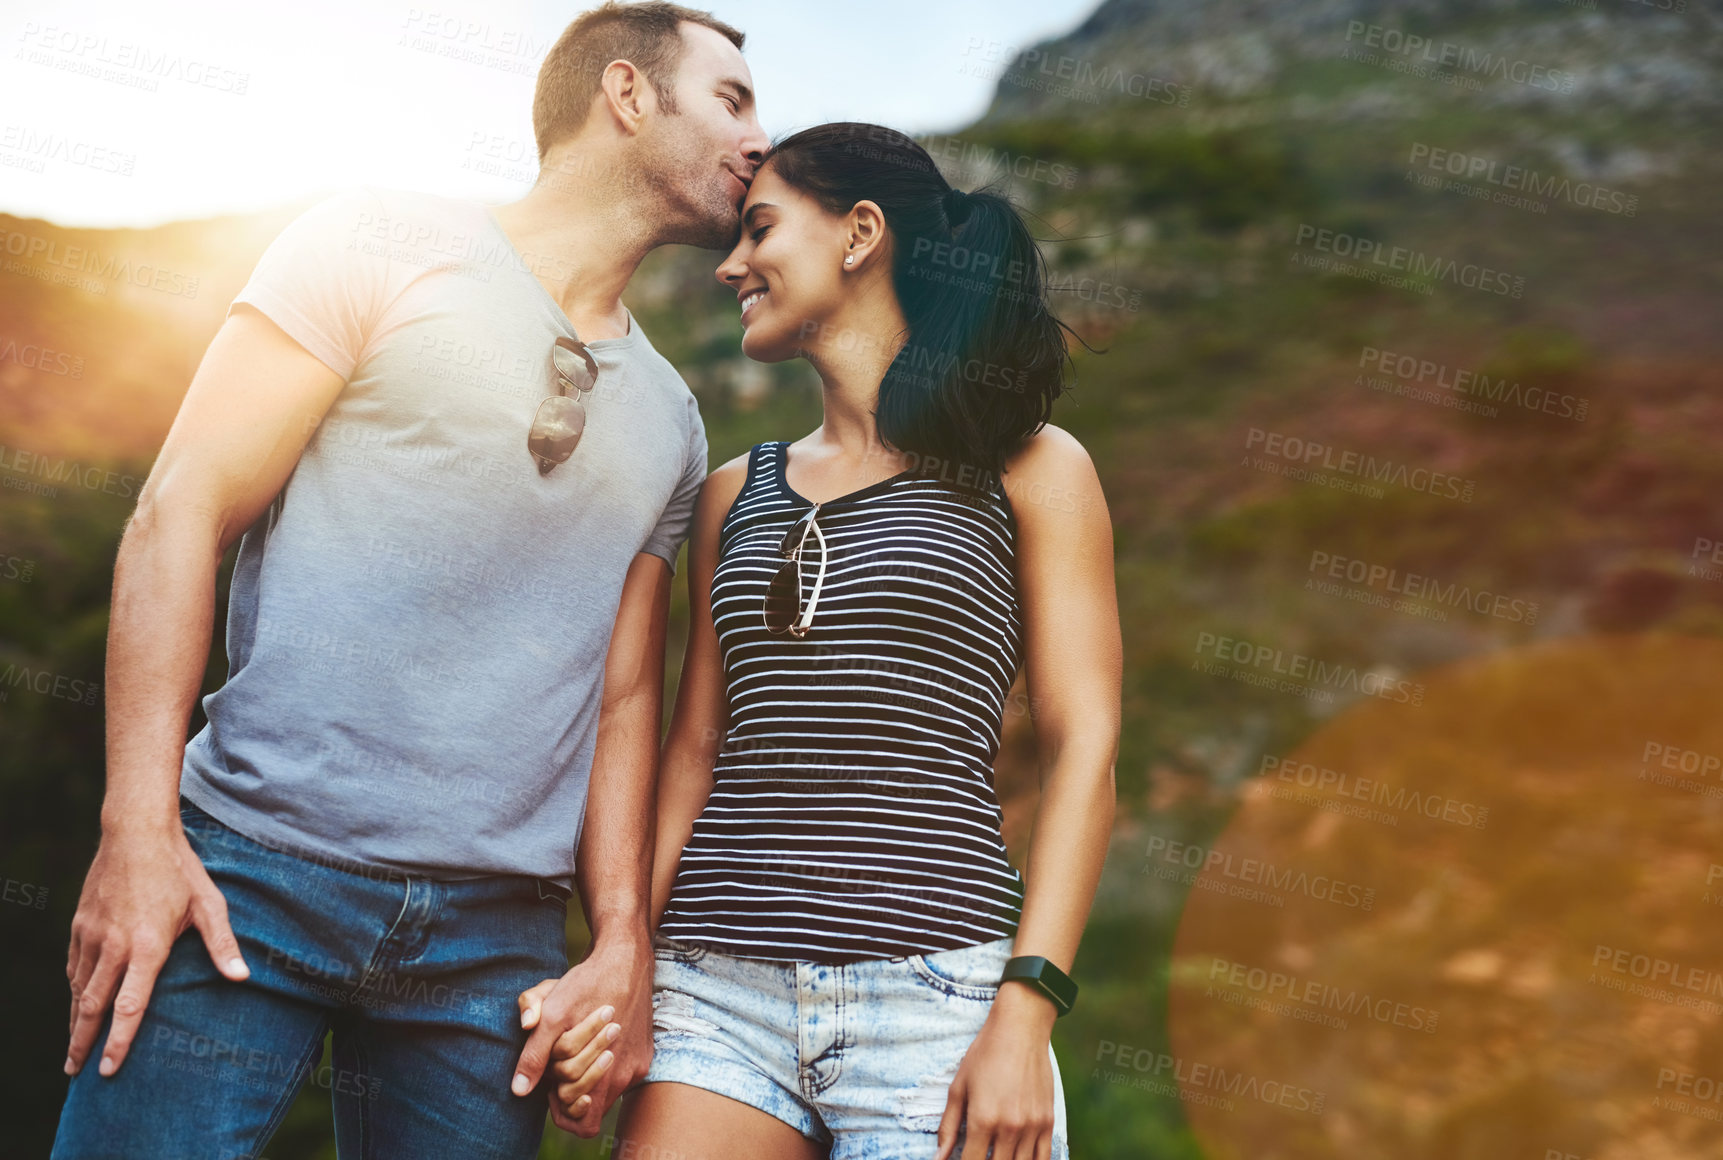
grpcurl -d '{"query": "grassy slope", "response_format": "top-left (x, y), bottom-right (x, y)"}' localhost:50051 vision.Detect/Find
top-left (3, 11), bottom-right (1721, 1155)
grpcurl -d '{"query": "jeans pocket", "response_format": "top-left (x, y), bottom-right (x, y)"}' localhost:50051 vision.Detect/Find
top-left (533, 879), bottom-right (571, 910)
top-left (176, 799), bottom-right (242, 863)
top-left (177, 797), bottom-right (216, 828)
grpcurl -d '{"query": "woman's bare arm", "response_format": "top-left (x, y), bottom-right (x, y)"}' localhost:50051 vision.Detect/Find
top-left (994, 422), bottom-right (1124, 1024)
top-left (932, 422), bottom-right (1122, 1160)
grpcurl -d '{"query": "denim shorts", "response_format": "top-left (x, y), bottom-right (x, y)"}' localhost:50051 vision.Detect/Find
top-left (636, 933), bottom-right (1069, 1160)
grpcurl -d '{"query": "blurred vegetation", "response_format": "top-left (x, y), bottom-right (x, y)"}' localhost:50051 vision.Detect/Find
top-left (5, 2), bottom-right (1723, 1155)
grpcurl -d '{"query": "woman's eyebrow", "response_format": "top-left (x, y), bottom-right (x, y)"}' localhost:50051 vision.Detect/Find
top-left (742, 202), bottom-right (777, 228)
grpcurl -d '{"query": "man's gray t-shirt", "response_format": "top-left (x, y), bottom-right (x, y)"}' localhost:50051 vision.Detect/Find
top-left (179, 186), bottom-right (707, 886)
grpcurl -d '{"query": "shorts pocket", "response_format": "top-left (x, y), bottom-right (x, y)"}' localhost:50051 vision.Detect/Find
top-left (651, 932), bottom-right (708, 964)
top-left (908, 939), bottom-right (1013, 1001)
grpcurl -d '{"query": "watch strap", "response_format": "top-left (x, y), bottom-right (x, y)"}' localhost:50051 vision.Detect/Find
top-left (1001, 955), bottom-right (1077, 1016)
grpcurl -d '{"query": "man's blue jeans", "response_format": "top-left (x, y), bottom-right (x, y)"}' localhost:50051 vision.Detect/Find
top-left (52, 798), bottom-right (571, 1159)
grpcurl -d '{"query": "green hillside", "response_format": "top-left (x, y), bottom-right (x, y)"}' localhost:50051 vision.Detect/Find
top-left (4, 1), bottom-right (1721, 1155)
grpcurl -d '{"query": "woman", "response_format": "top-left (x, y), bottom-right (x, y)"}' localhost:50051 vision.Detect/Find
top-left (549, 122), bottom-right (1119, 1160)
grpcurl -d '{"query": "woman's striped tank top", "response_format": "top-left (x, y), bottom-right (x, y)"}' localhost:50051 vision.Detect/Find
top-left (656, 440), bottom-right (1028, 963)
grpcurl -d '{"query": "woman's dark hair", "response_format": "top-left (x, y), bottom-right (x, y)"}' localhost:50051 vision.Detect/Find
top-left (761, 122), bottom-right (1079, 478)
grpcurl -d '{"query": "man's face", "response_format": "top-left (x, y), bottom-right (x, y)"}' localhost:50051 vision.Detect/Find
top-left (642, 23), bottom-right (769, 249)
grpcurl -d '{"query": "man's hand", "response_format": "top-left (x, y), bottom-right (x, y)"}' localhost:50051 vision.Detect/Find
top-left (513, 936), bottom-right (654, 1136)
top-left (65, 823), bottom-right (249, 1077)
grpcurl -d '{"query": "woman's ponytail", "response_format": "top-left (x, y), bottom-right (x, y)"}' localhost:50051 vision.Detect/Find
top-left (763, 123), bottom-right (1075, 477)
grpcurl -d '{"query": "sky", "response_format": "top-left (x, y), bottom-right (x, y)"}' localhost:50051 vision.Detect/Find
top-left (0, 0), bottom-right (1097, 228)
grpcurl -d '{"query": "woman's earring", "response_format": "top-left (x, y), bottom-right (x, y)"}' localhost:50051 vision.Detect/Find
top-left (844, 255), bottom-right (854, 265)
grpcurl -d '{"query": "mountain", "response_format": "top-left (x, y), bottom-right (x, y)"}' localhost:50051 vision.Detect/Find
top-left (6, 1), bottom-right (1723, 1155)
top-left (981, 0), bottom-right (1723, 117)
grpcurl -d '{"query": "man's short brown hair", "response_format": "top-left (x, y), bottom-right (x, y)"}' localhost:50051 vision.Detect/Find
top-left (532, 1), bottom-right (745, 161)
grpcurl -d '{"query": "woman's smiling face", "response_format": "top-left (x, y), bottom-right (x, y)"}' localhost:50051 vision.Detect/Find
top-left (714, 164), bottom-right (854, 363)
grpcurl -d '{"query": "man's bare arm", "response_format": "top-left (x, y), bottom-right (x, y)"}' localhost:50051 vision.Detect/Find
top-left (577, 550), bottom-right (673, 945)
top-left (512, 549), bottom-right (672, 1135)
top-left (65, 305), bottom-right (347, 1078)
top-left (530, 452), bottom-right (748, 1131)
top-left (646, 454), bottom-right (748, 930)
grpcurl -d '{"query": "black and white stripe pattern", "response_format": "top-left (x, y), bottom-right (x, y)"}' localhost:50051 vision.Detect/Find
top-left (657, 441), bottom-right (1028, 963)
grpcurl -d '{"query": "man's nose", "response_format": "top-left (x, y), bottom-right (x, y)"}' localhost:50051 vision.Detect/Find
top-left (740, 120), bottom-right (768, 170)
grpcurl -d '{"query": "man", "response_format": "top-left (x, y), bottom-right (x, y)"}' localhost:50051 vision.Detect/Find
top-left (52, 3), bottom-right (766, 1156)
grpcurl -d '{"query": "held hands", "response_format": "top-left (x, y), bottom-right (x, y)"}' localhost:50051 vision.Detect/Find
top-left (513, 937), bottom-right (654, 1136)
top-left (935, 982), bottom-right (1060, 1160)
top-left (522, 998), bottom-right (621, 1127)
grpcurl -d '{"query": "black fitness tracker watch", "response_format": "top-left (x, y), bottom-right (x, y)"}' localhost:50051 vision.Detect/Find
top-left (1000, 955), bottom-right (1078, 1017)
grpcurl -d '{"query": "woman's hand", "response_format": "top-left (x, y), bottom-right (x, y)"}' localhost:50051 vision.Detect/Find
top-left (549, 1005), bottom-right (623, 1121)
top-left (516, 984), bottom-right (622, 1122)
top-left (935, 982), bottom-right (1060, 1160)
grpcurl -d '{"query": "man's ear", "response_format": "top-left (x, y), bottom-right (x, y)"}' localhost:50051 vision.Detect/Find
top-left (845, 200), bottom-right (890, 270)
top-left (598, 59), bottom-right (650, 134)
